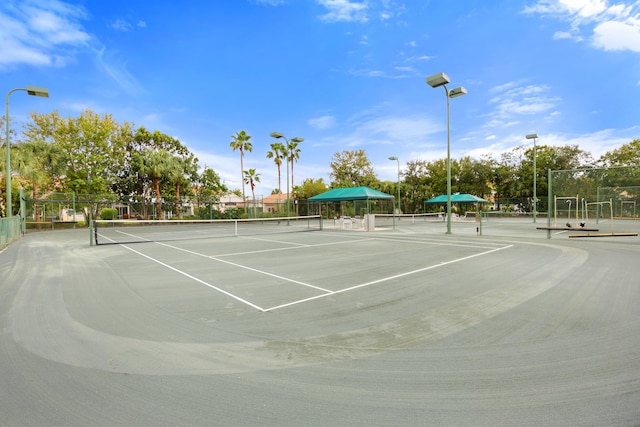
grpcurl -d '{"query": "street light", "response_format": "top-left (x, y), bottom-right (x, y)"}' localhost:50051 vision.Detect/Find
top-left (388, 156), bottom-right (400, 214)
top-left (5, 86), bottom-right (49, 217)
top-left (426, 72), bottom-right (466, 234)
top-left (526, 133), bottom-right (538, 223)
top-left (269, 132), bottom-right (304, 222)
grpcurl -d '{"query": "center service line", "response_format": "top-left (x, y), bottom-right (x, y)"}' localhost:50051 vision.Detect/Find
top-left (155, 241), bottom-right (332, 293)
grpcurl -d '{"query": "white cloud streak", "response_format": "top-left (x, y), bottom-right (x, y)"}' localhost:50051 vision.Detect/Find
top-left (0, 0), bottom-right (91, 69)
top-left (317, 0), bottom-right (369, 23)
top-left (525, 0), bottom-right (640, 53)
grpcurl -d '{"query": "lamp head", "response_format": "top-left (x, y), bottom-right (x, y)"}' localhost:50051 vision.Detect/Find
top-left (26, 86), bottom-right (49, 98)
top-left (525, 133), bottom-right (538, 140)
top-left (448, 86), bottom-right (467, 98)
top-left (270, 132), bottom-right (284, 139)
top-left (426, 72), bottom-right (451, 88)
top-left (291, 137), bottom-right (304, 143)
top-left (388, 156), bottom-right (398, 161)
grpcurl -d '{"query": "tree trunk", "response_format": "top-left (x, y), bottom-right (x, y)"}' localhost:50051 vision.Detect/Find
top-left (175, 182), bottom-right (181, 219)
top-left (154, 176), bottom-right (162, 219)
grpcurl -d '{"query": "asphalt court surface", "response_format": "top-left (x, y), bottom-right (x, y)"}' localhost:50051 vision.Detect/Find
top-left (102, 229), bottom-right (513, 312)
top-left (2, 217), bottom-right (640, 426)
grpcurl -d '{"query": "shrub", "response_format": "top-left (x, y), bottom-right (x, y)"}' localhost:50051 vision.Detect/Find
top-left (100, 208), bottom-right (118, 220)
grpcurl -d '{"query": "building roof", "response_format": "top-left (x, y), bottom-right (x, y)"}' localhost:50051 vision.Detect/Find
top-left (262, 193), bottom-right (289, 204)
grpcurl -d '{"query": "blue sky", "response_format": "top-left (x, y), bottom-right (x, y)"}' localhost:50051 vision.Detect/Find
top-left (2, 0), bottom-right (640, 197)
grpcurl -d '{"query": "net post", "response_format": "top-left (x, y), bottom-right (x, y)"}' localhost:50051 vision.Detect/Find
top-left (89, 220), bottom-right (95, 246)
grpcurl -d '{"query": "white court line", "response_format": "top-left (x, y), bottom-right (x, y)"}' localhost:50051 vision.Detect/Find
top-left (220, 237), bottom-right (376, 257)
top-left (98, 235), bottom-right (267, 312)
top-left (154, 241), bottom-right (332, 293)
top-left (99, 231), bottom-right (512, 313)
top-left (264, 244), bottom-right (513, 312)
top-left (370, 235), bottom-right (506, 250)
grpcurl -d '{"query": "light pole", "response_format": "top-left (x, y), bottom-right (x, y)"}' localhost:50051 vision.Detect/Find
top-left (426, 72), bottom-right (466, 234)
top-left (388, 156), bottom-right (400, 214)
top-left (5, 86), bottom-right (49, 217)
top-left (269, 132), bottom-right (304, 222)
top-left (526, 133), bottom-right (538, 223)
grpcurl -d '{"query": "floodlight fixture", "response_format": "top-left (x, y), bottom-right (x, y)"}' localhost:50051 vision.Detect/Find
top-left (448, 87), bottom-right (467, 98)
top-left (26, 86), bottom-right (49, 98)
top-left (526, 133), bottom-right (538, 140)
top-left (426, 72), bottom-right (451, 88)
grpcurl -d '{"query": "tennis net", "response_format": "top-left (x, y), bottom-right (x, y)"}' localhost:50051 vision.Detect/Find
top-left (373, 212), bottom-right (445, 227)
top-left (91, 215), bottom-right (323, 245)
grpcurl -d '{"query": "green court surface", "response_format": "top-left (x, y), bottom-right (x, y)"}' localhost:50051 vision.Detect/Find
top-left (1, 217), bottom-right (639, 426)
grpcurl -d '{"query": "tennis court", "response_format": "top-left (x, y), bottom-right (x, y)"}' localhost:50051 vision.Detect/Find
top-left (2, 215), bottom-right (640, 425)
top-left (91, 217), bottom-right (512, 313)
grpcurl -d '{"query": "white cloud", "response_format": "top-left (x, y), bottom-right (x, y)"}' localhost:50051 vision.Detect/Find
top-left (95, 47), bottom-right (144, 96)
top-left (483, 83), bottom-right (559, 131)
top-left (112, 19), bottom-right (133, 32)
top-left (553, 30), bottom-right (584, 41)
top-left (255, 0), bottom-right (286, 5)
top-left (592, 20), bottom-right (640, 51)
top-left (308, 115), bottom-right (337, 130)
top-left (0, 0), bottom-right (91, 69)
top-left (317, 0), bottom-right (369, 23)
top-left (525, 0), bottom-right (640, 53)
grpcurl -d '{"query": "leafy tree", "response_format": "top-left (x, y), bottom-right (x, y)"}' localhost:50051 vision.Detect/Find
top-left (596, 139), bottom-right (640, 198)
top-left (296, 178), bottom-right (328, 199)
top-left (403, 160), bottom-right (433, 213)
top-left (329, 149), bottom-right (377, 188)
top-left (456, 155), bottom-right (494, 197)
top-left (230, 130), bottom-right (253, 202)
top-left (598, 139), bottom-right (640, 167)
top-left (195, 166), bottom-right (227, 203)
top-left (115, 126), bottom-right (187, 198)
top-left (13, 140), bottom-right (64, 220)
top-left (23, 110), bottom-right (132, 196)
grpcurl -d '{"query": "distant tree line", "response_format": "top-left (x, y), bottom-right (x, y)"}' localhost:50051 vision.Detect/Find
top-left (2, 109), bottom-right (639, 218)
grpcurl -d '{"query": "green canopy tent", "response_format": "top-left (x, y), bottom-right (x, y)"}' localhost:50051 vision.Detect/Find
top-left (424, 193), bottom-right (489, 204)
top-left (308, 186), bottom-right (395, 218)
top-left (425, 193), bottom-right (489, 232)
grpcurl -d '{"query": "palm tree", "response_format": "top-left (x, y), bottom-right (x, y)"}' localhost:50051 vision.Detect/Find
top-left (229, 130), bottom-right (253, 203)
top-left (266, 142), bottom-right (285, 206)
top-left (243, 168), bottom-right (261, 217)
top-left (141, 149), bottom-right (173, 219)
top-left (167, 153), bottom-right (198, 218)
top-left (287, 140), bottom-right (302, 190)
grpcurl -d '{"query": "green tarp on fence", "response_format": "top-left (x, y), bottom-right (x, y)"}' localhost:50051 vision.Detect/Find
top-left (1, 217), bottom-right (22, 250)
